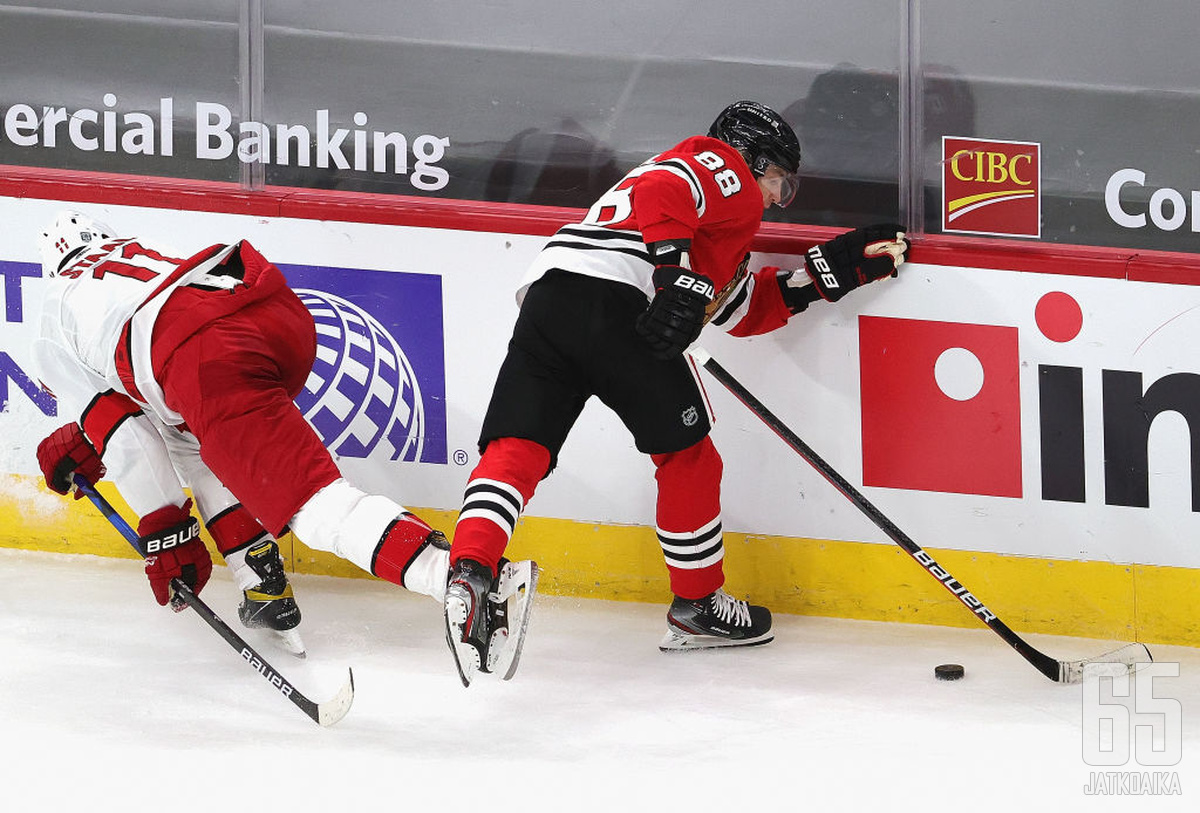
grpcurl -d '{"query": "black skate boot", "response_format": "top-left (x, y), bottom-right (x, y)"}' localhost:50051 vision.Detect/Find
top-left (238, 539), bottom-right (305, 657)
top-left (444, 557), bottom-right (539, 687)
top-left (659, 588), bottom-right (773, 651)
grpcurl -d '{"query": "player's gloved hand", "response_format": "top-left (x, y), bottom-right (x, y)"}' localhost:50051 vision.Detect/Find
top-left (36, 422), bottom-right (106, 498)
top-left (803, 223), bottom-right (910, 303)
top-left (636, 265), bottom-right (715, 359)
top-left (136, 500), bottom-right (211, 609)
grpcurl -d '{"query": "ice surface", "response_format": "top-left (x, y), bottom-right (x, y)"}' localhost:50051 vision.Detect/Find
top-left (1, 547), bottom-right (1196, 811)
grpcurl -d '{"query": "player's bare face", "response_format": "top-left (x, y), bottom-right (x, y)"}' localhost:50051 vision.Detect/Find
top-left (757, 165), bottom-right (796, 209)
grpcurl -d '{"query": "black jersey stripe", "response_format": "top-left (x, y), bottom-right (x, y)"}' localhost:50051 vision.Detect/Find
top-left (660, 539), bottom-right (725, 565)
top-left (710, 281), bottom-right (750, 326)
top-left (657, 521), bottom-right (723, 552)
top-left (652, 158), bottom-right (705, 209)
top-left (556, 225), bottom-right (643, 242)
top-left (461, 497), bottom-right (520, 530)
top-left (543, 239), bottom-right (653, 263)
top-left (464, 479), bottom-right (523, 507)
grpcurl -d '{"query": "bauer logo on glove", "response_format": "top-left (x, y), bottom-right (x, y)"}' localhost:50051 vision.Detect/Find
top-left (636, 264), bottom-right (715, 360)
top-left (141, 520), bottom-right (200, 553)
top-left (804, 223), bottom-right (910, 303)
top-left (136, 500), bottom-right (213, 607)
top-left (671, 273), bottom-right (716, 300)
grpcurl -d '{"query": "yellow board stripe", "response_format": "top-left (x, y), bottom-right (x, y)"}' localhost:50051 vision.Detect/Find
top-left (2, 476), bottom-right (1195, 646)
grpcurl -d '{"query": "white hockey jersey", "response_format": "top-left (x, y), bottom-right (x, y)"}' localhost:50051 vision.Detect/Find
top-left (35, 237), bottom-right (238, 425)
top-left (34, 237), bottom-right (242, 518)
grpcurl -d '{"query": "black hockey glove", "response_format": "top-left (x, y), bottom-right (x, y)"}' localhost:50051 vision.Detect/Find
top-left (803, 223), bottom-right (909, 303)
top-left (775, 268), bottom-right (821, 315)
top-left (636, 265), bottom-right (714, 360)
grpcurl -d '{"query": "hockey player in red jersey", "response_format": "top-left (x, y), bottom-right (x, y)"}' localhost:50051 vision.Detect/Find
top-left (33, 211), bottom-right (531, 666)
top-left (444, 101), bottom-right (909, 678)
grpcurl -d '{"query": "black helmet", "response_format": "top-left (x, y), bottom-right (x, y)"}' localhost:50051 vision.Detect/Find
top-left (708, 100), bottom-right (801, 177)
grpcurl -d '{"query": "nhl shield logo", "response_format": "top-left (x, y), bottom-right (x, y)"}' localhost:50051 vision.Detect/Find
top-left (681, 405), bottom-right (699, 427)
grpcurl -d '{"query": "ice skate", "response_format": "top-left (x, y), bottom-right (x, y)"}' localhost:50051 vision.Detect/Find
top-left (444, 558), bottom-right (493, 686)
top-left (484, 558), bottom-right (539, 680)
top-left (444, 557), bottom-right (538, 686)
top-left (659, 588), bottom-right (773, 651)
top-left (237, 538), bottom-right (305, 658)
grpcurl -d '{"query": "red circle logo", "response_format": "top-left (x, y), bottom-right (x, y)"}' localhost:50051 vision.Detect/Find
top-left (1035, 291), bottom-right (1083, 343)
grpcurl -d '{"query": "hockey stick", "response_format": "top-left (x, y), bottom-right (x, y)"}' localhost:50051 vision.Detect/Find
top-left (689, 348), bottom-right (1151, 684)
top-left (73, 475), bottom-right (354, 725)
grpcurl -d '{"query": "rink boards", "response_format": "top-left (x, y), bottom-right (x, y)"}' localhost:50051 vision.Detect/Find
top-left (1, 169), bottom-right (1198, 646)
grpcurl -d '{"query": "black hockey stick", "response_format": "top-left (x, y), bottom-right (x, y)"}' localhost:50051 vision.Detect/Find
top-left (690, 348), bottom-right (1151, 683)
top-left (73, 475), bottom-right (354, 725)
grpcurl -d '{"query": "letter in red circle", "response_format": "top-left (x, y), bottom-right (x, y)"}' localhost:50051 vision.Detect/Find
top-left (860, 316), bottom-right (1022, 497)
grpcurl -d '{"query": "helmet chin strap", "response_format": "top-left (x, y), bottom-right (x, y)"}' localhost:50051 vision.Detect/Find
top-left (55, 245), bottom-right (89, 275)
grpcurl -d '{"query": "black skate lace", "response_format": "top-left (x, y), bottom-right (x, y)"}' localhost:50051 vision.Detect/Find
top-left (710, 589), bottom-right (752, 627)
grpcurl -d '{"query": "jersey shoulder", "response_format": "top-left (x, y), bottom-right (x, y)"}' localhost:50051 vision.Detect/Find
top-left (646, 136), bottom-right (759, 219)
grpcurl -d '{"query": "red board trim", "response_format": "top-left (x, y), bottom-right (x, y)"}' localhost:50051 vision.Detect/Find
top-left (3, 164), bottom-right (1197, 284)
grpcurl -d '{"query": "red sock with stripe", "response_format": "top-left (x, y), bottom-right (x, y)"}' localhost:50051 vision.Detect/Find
top-left (452, 437), bottom-right (551, 574)
top-left (652, 436), bottom-right (725, 600)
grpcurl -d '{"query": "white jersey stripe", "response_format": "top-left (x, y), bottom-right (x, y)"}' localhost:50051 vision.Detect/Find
top-left (657, 515), bottom-right (724, 570)
top-left (630, 159), bottom-right (707, 218)
top-left (656, 515), bottom-right (722, 541)
top-left (457, 477), bottom-right (526, 537)
top-left (457, 506), bottom-right (517, 536)
top-left (664, 547), bottom-right (726, 571)
top-left (709, 274), bottom-right (756, 331)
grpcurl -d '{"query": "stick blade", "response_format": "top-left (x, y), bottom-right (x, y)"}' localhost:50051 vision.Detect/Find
top-left (315, 668), bottom-right (355, 727)
top-left (1059, 643), bottom-right (1153, 684)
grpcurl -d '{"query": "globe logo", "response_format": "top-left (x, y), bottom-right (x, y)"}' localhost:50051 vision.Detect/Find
top-left (293, 289), bottom-right (426, 461)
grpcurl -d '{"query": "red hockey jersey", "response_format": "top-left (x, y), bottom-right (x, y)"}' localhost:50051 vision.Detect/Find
top-left (519, 135), bottom-right (793, 336)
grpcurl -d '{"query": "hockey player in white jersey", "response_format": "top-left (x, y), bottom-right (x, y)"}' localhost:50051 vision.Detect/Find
top-left (33, 210), bottom-right (533, 671)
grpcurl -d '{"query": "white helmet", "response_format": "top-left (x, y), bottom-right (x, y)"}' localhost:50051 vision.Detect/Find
top-left (38, 210), bottom-right (117, 277)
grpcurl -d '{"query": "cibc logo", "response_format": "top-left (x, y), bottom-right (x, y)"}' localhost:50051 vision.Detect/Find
top-left (942, 137), bottom-right (1041, 238)
top-left (859, 292), bottom-right (1200, 508)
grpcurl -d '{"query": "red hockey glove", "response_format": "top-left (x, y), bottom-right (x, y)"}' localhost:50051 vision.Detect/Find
top-left (636, 265), bottom-right (715, 360)
top-left (36, 422), bottom-right (106, 498)
top-left (804, 223), bottom-right (909, 303)
top-left (137, 500), bottom-right (211, 609)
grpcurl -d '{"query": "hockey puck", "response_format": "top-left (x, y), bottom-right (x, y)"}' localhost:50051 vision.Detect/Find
top-left (935, 664), bottom-right (965, 681)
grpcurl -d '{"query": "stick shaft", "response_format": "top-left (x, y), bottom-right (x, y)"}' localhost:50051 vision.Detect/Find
top-left (692, 349), bottom-right (1061, 681)
top-left (72, 475), bottom-right (338, 723)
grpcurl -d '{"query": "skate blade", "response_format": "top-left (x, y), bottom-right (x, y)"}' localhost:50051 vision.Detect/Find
top-left (273, 627), bottom-right (307, 659)
top-left (658, 627), bottom-right (775, 652)
top-left (489, 560), bottom-right (538, 680)
top-left (444, 595), bottom-right (480, 687)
